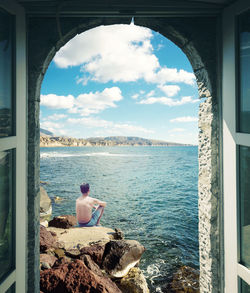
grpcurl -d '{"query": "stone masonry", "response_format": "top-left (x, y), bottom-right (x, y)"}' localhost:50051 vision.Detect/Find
top-left (28, 16), bottom-right (221, 292)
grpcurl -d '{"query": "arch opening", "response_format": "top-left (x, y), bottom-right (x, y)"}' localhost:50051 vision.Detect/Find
top-left (27, 16), bottom-right (220, 293)
top-left (40, 23), bottom-right (200, 292)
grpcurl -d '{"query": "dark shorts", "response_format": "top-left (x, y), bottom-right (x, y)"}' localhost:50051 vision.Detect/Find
top-left (78, 207), bottom-right (102, 227)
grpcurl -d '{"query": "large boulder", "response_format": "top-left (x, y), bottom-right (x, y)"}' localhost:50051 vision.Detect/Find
top-left (40, 225), bottom-right (57, 252)
top-left (117, 267), bottom-right (149, 293)
top-left (46, 226), bottom-right (115, 251)
top-left (40, 259), bottom-right (122, 293)
top-left (102, 240), bottom-right (145, 278)
top-left (48, 215), bottom-right (77, 229)
top-left (40, 186), bottom-right (52, 220)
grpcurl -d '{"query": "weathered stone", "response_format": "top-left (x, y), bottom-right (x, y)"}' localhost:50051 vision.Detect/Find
top-left (54, 248), bottom-right (65, 258)
top-left (102, 240), bottom-right (145, 278)
top-left (40, 259), bottom-right (122, 293)
top-left (80, 244), bottom-right (105, 266)
top-left (53, 256), bottom-right (72, 267)
top-left (113, 228), bottom-right (124, 240)
top-left (170, 266), bottom-right (199, 293)
top-left (40, 254), bottom-right (57, 268)
top-left (81, 254), bottom-right (104, 277)
top-left (65, 248), bottom-right (82, 259)
top-left (47, 226), bottom-right (115, 250)
top-left (40, 219), bottom-right (48, 228)
top-left (48, 215), bottom-right (77, 229)
top-left (41, 262), bottom-right (51, 270)
top-left (40, 225), bottom-right (57, 252)
top-left (117, 267), bottom-right (149, 293)
top-left (40, 186), bottom-right (52, 219)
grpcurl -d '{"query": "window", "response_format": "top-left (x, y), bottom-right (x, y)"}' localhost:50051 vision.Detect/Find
top-left (0, 8), bottom-right (15, 138)
top-left (0, 2), bottom-right (26, 292)
top-left (223, 1), bottom-right (250, 292)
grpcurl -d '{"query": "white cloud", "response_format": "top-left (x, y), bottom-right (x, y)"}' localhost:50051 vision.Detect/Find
top-left (131, 94), bottom-right (139, 99)
top-left (54, 24), bottom-right (159, 83)
top-left (139, 96), bottom-right (198, 106)
top-left (45, 114), bottom-right (67, 121)
top-left (40, 121), bottom-right (64, 135)
top-left (41, 94), bottom-right (75, 109)
top-left (168, 128), bottom-right (185, 133)
top-left (148, 68), bottom-right (195, 85)
top-left (41, 87), bottom-right (123, 116)
top-left (146, 90), bottom-right (155, 97)
top-left (158, 85), bottom-right (180, 97)
top-left (170, 116), bottom-right (198, 123)
top-left (53, 24), bottom-right (195, 86)
top-left (74, 87), bottom-right (123, 116)
top-left (67, 117), bottom-right (153, 135)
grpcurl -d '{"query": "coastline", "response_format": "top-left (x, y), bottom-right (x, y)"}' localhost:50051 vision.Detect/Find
top-left (40, 135), bottom-right (193, 148)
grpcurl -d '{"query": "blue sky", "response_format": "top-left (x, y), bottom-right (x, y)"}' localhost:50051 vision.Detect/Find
top-left (41, 23), bottom-right (199, 144)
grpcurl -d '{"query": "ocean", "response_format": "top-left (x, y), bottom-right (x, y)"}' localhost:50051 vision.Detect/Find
top-left (40, 146), bottom-right (199, 292)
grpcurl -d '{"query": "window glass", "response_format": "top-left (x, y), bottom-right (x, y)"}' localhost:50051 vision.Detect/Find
top-left (241, 278), bottom-right (250, 293)
top-left (0, 150), bottom-right (15, 281)
top-left (6, 283), bottom-right (15, 293)
top-left (239, 146), bottom-right (250, 268)
top-left (238, 10), bottom-right (250, 133)
top-left (0, 8), bottom-right (14, 137)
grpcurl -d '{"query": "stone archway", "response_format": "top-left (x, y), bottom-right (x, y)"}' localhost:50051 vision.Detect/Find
top-left (28, 16), bottom-right (221, 292)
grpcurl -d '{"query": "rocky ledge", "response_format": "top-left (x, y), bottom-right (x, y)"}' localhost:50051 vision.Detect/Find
top-left (40, 215), bottom-right (149, 293)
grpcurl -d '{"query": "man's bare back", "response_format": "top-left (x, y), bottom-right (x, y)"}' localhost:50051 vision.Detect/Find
top-left (76, 196), bottom-right (106, 223)
top-left (76, 183), bottom-right (106, 226)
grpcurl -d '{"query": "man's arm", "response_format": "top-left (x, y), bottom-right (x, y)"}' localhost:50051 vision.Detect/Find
top-left (93, 198), bottom-right (107, 207)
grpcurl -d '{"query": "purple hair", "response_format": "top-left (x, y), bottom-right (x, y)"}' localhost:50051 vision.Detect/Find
top-left (80, 183), bottom-right (90, 194)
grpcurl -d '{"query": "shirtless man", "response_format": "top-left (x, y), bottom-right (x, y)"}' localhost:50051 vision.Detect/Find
top-left (76, 183), bottom-right (106, 227)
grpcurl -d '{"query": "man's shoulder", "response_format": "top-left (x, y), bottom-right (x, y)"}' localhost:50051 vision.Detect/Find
top-left (76, 195), bottom-right (84, 202)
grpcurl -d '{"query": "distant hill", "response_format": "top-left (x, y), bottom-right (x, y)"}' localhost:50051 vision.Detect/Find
top-left (40, 128), bottom-right (53, 136)
top-left (86, 136), bottom-right (185, 146)
top-left (40, 133), bottom-right (191, 147)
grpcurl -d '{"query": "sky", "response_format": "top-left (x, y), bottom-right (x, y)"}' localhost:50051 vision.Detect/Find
top-left (40, 23), bottom-right (200, 144)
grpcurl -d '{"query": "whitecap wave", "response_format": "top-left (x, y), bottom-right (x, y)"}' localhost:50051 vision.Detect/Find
top-left (40, 152), bottom-right (81, 158)
top-left (145, 260), bottom-right (166, 284)
top-left (41, 152), bottom-right (148, 158)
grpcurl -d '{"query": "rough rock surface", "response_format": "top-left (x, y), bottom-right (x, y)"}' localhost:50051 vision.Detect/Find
top-left (102, 240), bottom-right (145, 278)
top-left (40, 225), bottom-right (57, 252)
top-left (170, 266), bottom-right (199, 293)
top-left (48, 215), bottom-right (77, 229)
top-left (40, 220), bottom-right (48, 228)
top-left (40, 186), bottom-right (52, 219)
top-left (113, 228), bottom-right (124, 240)
top-left (47, 226), bottom-right (115, 250)
top-left (117, 267), bottom-right (149, 293)
top-left (53, 256), bottom-right (72, 267)
top-left (79, 244), bottom-right (105, 266)
top-left (40, 259), bottom-right (122, 293)
top-left (40, 254), bottom-right (57, 269)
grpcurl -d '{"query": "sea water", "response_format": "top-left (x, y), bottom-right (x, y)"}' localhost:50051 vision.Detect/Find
top-left (40, 146), bottom-right (199, 292)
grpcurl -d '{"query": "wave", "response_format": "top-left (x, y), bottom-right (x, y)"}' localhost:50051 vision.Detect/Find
top-left (40, 152), bottom-right (148, 158)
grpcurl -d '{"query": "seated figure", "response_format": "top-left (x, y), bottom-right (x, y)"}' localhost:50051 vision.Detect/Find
top-left (76, 183), bottom-right (106, 227)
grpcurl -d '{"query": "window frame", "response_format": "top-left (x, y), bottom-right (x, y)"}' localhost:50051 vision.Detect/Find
top-left (223, 0), bottom-right (250, 291)
top-left (0, 0), bottom-right (27, 292)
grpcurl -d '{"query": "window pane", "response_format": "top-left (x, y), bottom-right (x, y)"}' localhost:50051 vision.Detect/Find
top-left (0, 8), bottom-right (15, 137)
top-left (238, 10), bottom-right (250, 133)
top-left (0, 150), bottom-right (15, 281)
top-left (239, 146), bottom-right (250, 268)
top-left (241, 278), bottom-right (250, 293)
top-left (6, 283), bottom-right (15, 293)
